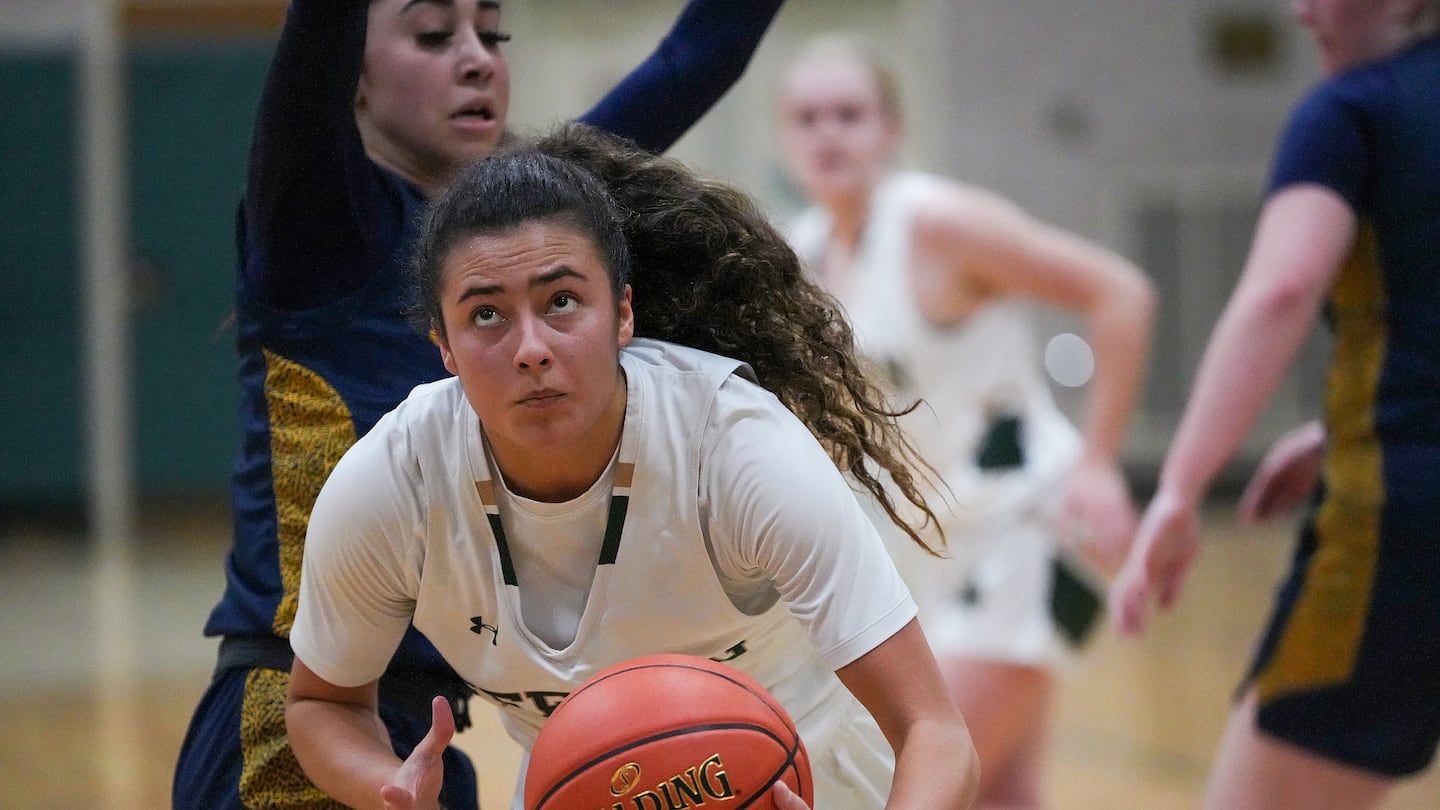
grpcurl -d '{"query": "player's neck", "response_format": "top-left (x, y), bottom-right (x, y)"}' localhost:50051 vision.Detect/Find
top-left (487, 376), bottom-right (628, 503)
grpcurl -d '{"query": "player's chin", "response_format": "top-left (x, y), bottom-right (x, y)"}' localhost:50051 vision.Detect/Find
top-left (446, 131), bottom-right (504, 164)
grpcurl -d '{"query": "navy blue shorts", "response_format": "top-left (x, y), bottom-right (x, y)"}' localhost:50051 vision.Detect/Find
top-left (1243, 496), bottom-right (1440, 777)
top-left (173, 665), bottom-right (479, 809)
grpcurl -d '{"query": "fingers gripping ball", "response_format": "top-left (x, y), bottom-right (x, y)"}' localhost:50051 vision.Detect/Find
top-left (525, 654), bottom-right (813, 810)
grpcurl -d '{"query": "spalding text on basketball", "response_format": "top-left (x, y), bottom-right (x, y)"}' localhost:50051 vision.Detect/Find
top-left (598, 753), bottom-right (735, 810)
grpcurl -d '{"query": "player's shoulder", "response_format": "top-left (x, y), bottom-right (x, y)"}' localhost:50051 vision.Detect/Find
top-left (323, 377), bottom-right (469, 513)
top-left (623, 340), bottom-right (780, 427)
top-left (622, 339), bottom-right (753, 384)
top-left (390, 376), bottom-right (468, 428)
top-left (351, 377), bottom-right (469, 465)
top-left (1294, 42), bottom-right (1427, 123)
top-left (890, 171), bottom-right (1025, 243)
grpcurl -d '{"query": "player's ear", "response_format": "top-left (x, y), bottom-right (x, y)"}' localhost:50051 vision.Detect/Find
top-left (616, 285), bottom-right (634, 348)
top-left (432, 328), bottom-right (459, 375)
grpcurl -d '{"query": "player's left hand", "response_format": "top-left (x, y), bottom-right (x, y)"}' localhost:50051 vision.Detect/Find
top-left (1057, 456), bottom-right (1139, 577)
top-left (771, 781), bottom-right (812, 810)
top-left (380, 696), bottom-right (455, 810)
top-left (1237, 420), bottom-right (1324, 525)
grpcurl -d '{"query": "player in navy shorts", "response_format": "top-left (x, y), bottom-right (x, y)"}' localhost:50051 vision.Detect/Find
top-left (1112, 1), bottom-right (1440, 808)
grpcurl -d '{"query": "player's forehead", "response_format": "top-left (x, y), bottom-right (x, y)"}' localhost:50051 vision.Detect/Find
top-left (783, 59), bottom-right (881, 106)
top-left (439, 223), bottom-right (611, 300)
top-left (377, 0), bottom-right (502, 18)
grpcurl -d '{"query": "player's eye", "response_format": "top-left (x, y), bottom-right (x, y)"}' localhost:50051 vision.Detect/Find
top-left (550, 293), bottom-right (579, 314)
top-left (479, 29), bottom-right (512, 48)
top-left (417, 30), bottom-right (453, 48)
top-left (472, 306), bottom-right (502, 327)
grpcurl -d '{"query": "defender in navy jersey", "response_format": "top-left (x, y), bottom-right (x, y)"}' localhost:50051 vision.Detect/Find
top-left (172, 2), bottom-right (785, 808)
top-left (1113, 1), bottom-right (1440, 807)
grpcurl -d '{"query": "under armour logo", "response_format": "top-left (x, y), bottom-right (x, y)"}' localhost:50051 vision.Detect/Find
top-left (470, 616), bottom-right (499, 645)
top-left (710, 641), bottom-right (748, 663)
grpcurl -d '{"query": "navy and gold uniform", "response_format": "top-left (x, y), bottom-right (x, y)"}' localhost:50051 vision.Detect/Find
top-left (171, 1), bottom-right (784, 807)
top-left (1243, 35), bottom-right (1440, 777)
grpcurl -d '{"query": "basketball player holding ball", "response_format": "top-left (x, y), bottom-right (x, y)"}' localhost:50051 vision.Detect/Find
top-left (285, 125), bottom-right (980, 810)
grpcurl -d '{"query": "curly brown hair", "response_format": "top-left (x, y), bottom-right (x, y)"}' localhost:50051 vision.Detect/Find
top-left (410, 123), bottom-right (943, 553)
top-left (533, 124), bottom-right (943, 553)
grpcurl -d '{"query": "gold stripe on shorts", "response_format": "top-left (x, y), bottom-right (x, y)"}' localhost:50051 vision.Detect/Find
top-left (1255, 224), bottom-right (1384, 701)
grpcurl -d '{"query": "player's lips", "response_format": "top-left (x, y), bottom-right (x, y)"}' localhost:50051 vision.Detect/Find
top-left (517, 389), bottom-right (565, 407)
top-left (811, 150), bottom-right (848, 173)
top-left (450, 99), bottom-right (498, 129)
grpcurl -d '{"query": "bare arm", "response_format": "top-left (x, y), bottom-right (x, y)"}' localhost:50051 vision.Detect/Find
top-left (1150, 186), bottom-right (1350, 506)
top-left (1111, 184), bottom-right (1355, 634)
top-left (837, 619), bottom-right (980, 809)
top-left (286, 658), bottom-right (455, 810)
top-left (917, 189), bottom-right (1156, 568)
top-left (920, 190), bottom-right (1155, 464)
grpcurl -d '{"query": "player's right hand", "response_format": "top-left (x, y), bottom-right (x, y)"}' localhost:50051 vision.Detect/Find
top-left (1108, 487), bottom-right (1202, 636)
top-left (380, 696), bottom-right (454, 810)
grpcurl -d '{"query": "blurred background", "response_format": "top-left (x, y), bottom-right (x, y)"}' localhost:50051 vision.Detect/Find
top-left (0, 1), bottom-right (1433, 808)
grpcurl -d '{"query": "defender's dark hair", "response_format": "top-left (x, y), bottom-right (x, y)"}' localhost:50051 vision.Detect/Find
top-left (410, 123), bottom-right (943, 553)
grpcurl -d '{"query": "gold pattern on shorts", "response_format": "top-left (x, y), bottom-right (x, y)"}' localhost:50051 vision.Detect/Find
top-left (239, 668), bottom-right (346, 809)
top-left (1255, 225), bottom-right (1383, 701)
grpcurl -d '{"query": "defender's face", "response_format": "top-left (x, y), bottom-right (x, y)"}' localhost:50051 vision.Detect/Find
top-left (778, 58), bottom-right (899, 208)
top-left (434, 221), bottom-right (633, 469)
top-left (357, 0), bottom-right (512, 193)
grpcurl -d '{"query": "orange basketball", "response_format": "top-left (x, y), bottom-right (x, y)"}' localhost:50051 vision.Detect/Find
top-left (524, 653), bottom-right (813, 810)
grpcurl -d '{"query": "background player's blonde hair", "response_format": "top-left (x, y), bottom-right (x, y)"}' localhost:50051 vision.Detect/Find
top-left (784, 33), bottom-right (905, 125)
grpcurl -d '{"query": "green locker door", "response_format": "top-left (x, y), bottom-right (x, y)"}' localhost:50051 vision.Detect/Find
top-left (0, 42), bottom-right (272, 508)
top-left (126, 42), bottom-right (270, 496)
top-left (0, 54), bottom-right (82, 506)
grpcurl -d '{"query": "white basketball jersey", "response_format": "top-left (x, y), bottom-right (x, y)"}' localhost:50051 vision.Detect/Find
top-left (293, 339), bottom-right (914, 794)
top-left (421, 344), bottom-right (837, 751)
top-left (789, 172), bottom-right (1081, 537)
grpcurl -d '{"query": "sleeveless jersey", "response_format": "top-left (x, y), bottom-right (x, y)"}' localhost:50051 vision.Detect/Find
top-left (788, 172), bottom-right (1081, 537)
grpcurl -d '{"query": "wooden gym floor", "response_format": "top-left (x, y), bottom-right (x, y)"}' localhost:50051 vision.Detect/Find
top-left (2, 496), bottom-right (1437, 809)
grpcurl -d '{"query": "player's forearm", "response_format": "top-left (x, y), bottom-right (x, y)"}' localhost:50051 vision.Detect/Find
top-left (245, 0), bottom-right (375, 308)
top-left (1158, 274), bottom-right (1322, 504)
top-left (580, 0), bottom-right (785, 153)
top-left (1078, 264), bottom-right (1156, 464)
top-left (837, 621), bottom-right (979, 809)
top-left (286, 696), bottom-right (402, 810)
top-left (887, 719), bottom-right (981, 809)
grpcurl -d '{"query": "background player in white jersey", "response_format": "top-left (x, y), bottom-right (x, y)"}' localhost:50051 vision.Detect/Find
top-left (284, 124), bottom-right (980, 810)
top-left (776, 34), bottom-right (1155, 810)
